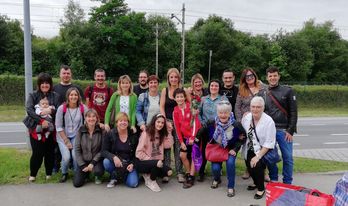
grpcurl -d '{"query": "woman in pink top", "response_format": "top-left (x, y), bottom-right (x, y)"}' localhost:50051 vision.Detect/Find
top-left (135, 114), bottom-right (174, 192)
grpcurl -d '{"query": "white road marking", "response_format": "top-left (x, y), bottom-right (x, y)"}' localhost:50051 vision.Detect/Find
top-left (344, 123), bottom-right (348, 125)
top-left (331, 134), bottom-right (348, 136)
top-left (294, 134), bottom-right (309, 137)
top-left (293, 143), bottom-right (300, 146)
top-left (0, 142), bottom-right (27, 146)
top-left (0, 130), bottom-right (25, 133)
top-left (311, 124), bottom-right (326, 126)
top-left (323, 142), bottom-right (347, 145)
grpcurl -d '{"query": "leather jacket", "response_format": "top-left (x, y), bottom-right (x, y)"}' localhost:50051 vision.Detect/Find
top-left (264, 84), bottom-right (298, 135)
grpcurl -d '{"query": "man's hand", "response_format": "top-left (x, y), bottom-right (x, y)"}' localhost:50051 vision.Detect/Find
top-left (229, 150), bottom-right (236, 156)
top-left (285, 132), bottom-right (293, 142)
top-left (104, 124), bottom-right (111, 132)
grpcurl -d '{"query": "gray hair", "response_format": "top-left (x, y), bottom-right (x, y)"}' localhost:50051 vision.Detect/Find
top-left (216, 100), bottom-right (232, 113)
top-left (250, 96), bottom-right (265, 110)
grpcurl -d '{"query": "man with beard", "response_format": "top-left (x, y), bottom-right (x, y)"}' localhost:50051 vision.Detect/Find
top-left (53, 65), bottom-right (84, 105)
top-left (133, 70), bottom-right (149, 96)
top-left (84, 69), bottom-right (113, 123)
top-left (220, 70), bottom-right (239, 114)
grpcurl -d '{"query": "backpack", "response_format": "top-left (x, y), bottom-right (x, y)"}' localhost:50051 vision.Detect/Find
top-left (88, 84), bottom-right (112, 100)
top-left (62, 103), bottom-right (85, 127)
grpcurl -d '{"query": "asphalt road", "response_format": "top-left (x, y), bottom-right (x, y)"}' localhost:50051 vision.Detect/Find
top-left (0, 117), bottom-right (348, 150)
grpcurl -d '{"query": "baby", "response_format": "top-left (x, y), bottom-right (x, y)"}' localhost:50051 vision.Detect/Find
top-left (34, 98), bottom-right (55, 140)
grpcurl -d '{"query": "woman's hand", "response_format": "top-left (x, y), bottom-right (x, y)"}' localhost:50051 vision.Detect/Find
top-left (99, 123), bottom-right (105, 130)
top-left (113, 156), bottom-right (122, 168)
top-left (64, 139), bottom-right (73, 149)
top-left (140, 124), bottom-right (146, 132)
top-left (41, 120), bottom-right (49, 129)
top-left (131, 126), bottom-right (137, 133)
top-left (188, 139), bottom-right (194, 145)
top-left (41, 108), bottom-right (52, 115)
top-left (157, 160), bottom-right (163, 168)
top-left (104, 124), bottom-right (111, 132)
top-left (229, 150), bottom-right (236, 156)
top-left (82, 164), bottom-right (94, 172)
top-left (250, 156), bottom-right (260, 168)
top-left (127, 163), bottom-right (134, 172)
top-left (180, 142), bottom-right (187, 150)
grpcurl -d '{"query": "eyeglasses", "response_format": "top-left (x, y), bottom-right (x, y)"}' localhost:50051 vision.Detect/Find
top-left (245, 74), bottom-right (255, 80)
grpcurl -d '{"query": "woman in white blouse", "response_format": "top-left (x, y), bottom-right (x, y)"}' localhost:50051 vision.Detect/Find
top-left (241, 96), bottom-right (276, 199)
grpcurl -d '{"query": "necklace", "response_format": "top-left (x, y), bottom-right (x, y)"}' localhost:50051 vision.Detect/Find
top-left (67, 107), bottom-right (79, 132)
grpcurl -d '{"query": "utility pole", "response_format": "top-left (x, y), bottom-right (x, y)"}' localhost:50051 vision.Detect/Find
top-left (155, 23), bottom-right (159, 77)
top-left (24, 0), bottom-right (33, 102)
top-left (171, 3), bottom-right (185, 84)
top-left (208, 50), bottom-right (212, 83)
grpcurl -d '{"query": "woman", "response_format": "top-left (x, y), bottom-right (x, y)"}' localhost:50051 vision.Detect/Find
top-left (102, 112), bottom-right (139, 188)
top-left (135, 114), bottom-right (174, 192)
top-left (55, 87), bottom-right (88, 183)
top-left (196, 100), bottom-right (245, 197)
top-left (188, 73), bottom-right (208, 102)
top-left (241, 96), bottom-right (276, 199)
top-left (136, 75), bottom-right (161, 132)
top-left (159, 68), bottom-right (185, 183)
top-left (73, 109), bottom-right (104, 187)
top-left (235, 68), bottom-right (267, 180)
top-left (24, 73), bottom-right (60, 182)
top-left (198, 79), bottom-right (228, 181)
top-left (104, 75), bottom-right (137, 132)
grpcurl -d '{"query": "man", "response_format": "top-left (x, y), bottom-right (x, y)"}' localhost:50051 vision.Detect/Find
top-left (220, 69), bottom-right (239, 114)
top-left (264, 66), bottom-right (297, 184)
top-left (133, 70), bottom-right (149, 96)
top-left (84, 69), bottom-right (113, 123)
top-left (53, 65), bottom-right (84, 105)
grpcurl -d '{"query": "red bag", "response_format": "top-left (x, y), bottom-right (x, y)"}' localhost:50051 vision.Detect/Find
top-left (266, 182), bottom-right (335, 206)
top-left (205, 143), bottom-right (229, 162)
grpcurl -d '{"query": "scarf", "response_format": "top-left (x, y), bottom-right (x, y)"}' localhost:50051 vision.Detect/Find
top-left (213, 112), bottom-right (235, 148)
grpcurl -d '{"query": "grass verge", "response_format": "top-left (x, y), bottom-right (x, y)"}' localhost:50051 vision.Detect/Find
top-left (1, 148), bottom-right (347, 185)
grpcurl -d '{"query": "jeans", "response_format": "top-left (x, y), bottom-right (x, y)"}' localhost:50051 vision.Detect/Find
top-left (57, 135), bottom-right (77, 174)
top-left (103, 158), bottom-right (138, 188)
top-left (268, 130), bottom-right (293, 184)
top-left (211, 155), bottom-right (236, 189)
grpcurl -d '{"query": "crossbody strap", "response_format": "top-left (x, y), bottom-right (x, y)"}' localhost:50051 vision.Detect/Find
top-left (267, 89), bottom-right (288, 116)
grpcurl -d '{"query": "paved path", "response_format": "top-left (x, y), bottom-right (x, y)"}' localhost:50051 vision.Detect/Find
top-left (0, 172), bottom-right (343, 206)
top-left (294, 148), bottom-right (348, 162)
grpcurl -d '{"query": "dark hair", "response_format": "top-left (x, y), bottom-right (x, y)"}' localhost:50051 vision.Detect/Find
top-left (222, 69), bottom-right (234, 76)
top-left (60, 65), bottom-right (71, 71)
top-left (208, 79), bottom-right (222, 94)
top-left (139, 70), bottom-right (149, 77)
top-left (147, 75), bottom-right (159, 83)
top-left (266, 66), bottom-right (279, 74)
top-left (173, 88), bottom-right (186, 99)
top-left (146, 114), bottom-right (168, 145)
top-left (239, 68), bottom-right (261, 97)
top-left (37, 72), bottom-right (53, 92)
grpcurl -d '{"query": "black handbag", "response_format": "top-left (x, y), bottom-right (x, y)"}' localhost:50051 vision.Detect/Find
top-left (252, 118), bottom-right (281, 165)
top-left (22, 115), bottom-right (38, 129)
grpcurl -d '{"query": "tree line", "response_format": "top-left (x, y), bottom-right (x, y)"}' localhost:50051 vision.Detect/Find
top-left (0, 0), bottom-right (347, 84)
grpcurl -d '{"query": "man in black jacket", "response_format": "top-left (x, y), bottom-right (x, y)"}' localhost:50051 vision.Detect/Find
top-left (220, 70), bottom-right (239, 115)
top-left (264, 66), bottom-right (297, 184)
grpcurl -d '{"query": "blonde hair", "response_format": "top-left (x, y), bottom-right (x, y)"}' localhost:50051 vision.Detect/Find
top-left (191, 73), bottom-right (205, 89)
top-left (117, 75), bottom-right (134, 95)
top-left (115, 112), bottom-right (130, 124)
top-left (166, 68), bottom-right (181, 87)
top-left (84, 109), bottom-right (100, 127)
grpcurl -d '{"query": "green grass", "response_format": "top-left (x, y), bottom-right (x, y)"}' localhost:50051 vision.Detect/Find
top-left (2, 105), bottom-right (347, 123)
top-left (1, 148), bottom-right (347, 185)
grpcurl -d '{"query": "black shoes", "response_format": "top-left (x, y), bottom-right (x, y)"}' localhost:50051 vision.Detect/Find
top-left (254, 191), bottom-right (265, 199)
top-left (247, 185), bottom-right (257, 190)
top-left (197, 174), bottom-right (205, 182)
top-left (183, 175), bottom-right (194, 189)
top-left (60, 174), bottom-right (68, 183)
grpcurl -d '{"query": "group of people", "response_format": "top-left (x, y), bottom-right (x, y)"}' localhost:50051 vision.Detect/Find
top-left (23, 65), bottom-right (297, 200)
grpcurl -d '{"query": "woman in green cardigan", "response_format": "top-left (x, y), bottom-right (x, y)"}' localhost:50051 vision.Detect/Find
top-left (104, 75), bottom-right (137, 133)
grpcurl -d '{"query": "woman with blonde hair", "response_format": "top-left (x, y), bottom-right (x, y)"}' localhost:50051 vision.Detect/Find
top-left (73, 109), bottom-right (105, 187)
top-left (102, 112), bottom-right (139, 188)
top-left (104, 75), bottom-right (137, 132)
top-left (160, 68), bottom-right (185, 183)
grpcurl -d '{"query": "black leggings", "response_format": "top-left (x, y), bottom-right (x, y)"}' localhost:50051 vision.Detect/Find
top-left (135, 159), bottom-right (172, 180)
top-left (245, 149), bottom-right (266, 191)
top-left (29, 135), bottom-right (55, 177)
top-left (73, 161), bottom-right (104, 188)
top-left (199, 133), bottom-right (208, 176)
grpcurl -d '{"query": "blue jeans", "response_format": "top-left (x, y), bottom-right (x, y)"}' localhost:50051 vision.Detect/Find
top-left (103, 158), bottom-right (138, 188)
top-left (57, 135), bottom-right (77, 174)
top-left (268, 130), bottom-right (293, 184)
top-left (211, 155), bottom-right (236, 189)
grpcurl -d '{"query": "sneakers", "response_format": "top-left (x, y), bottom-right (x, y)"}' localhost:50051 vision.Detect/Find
top-left (177, 174), bottom-right (186, 183)
top-left (60, 174), bottom-right (68, 183)
top-left (162, 176), bottom-right (170, 183)
top-left (145, 179), bottom-right (161, 192)
top-left (107, 179), bottom-right (117, 188)
top-left (45, 175), bottom-right (51, 181)
top-left (28, 176), bottom-right (36, 182)
top-left (95, 176), bottom-right (102, 185)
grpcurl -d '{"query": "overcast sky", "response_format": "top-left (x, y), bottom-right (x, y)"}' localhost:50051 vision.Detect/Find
top-left (1, 0), bottom-right (347, 39)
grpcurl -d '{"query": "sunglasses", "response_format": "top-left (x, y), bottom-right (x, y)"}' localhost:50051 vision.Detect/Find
top-left (245, 74), bottom-right (255, 80)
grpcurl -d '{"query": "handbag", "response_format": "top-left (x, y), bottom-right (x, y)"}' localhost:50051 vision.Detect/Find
top-left (266, 182), bottom-right (335, 206)
top-left (252, 118), bottom-right (281, 165)
top-left (205, 141), bottom-right (229, 162)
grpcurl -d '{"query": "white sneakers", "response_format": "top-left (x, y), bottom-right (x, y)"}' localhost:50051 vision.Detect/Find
top-left (143, 174), bottom-right (161, 192)
top-left (107, 179), bottom-right (117, 188)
